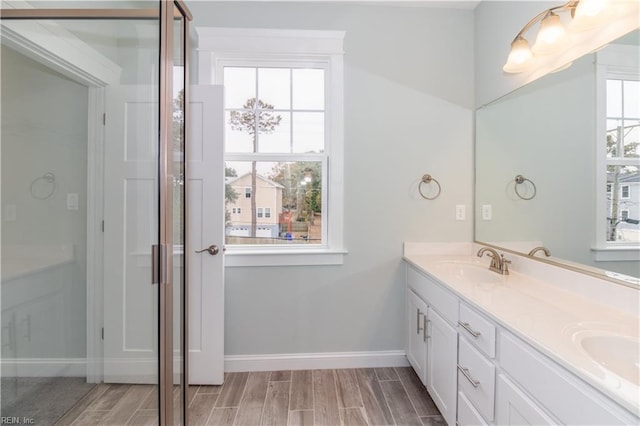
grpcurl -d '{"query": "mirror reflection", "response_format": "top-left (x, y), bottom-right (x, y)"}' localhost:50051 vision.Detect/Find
top-left (475, 29), bottom-right (640, 281)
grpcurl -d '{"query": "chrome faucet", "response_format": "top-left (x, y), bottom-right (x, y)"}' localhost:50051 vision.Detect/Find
top-left (528, 246), bottom-right (551, 257)
top-left (477, 247), bottom-right (511, 275)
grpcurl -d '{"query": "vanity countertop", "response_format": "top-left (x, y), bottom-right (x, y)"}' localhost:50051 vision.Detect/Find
top-left (404, 252), bottom-right (640, 417)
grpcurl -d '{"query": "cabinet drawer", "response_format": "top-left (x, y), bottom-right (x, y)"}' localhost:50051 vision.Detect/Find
top-left (496, 374), bottom-right (556, 425)
top-left (499, 331), bottom-right (637, 425)
top-left (458, 336), bottom-right (495, 421)
top-left (458, 391), bottom-right (488, 426)
top-left (406, 265), bottom-right (458, 324)
top-left (458, 302), bottom-right (496, 358)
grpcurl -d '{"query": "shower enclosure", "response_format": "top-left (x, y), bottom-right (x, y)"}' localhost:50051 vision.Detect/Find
top-left (1, 1), bottom-right (190, 423)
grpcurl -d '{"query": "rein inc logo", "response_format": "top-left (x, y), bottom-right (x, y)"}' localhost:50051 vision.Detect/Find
top-left (0, 418), bottom-right (35, 425)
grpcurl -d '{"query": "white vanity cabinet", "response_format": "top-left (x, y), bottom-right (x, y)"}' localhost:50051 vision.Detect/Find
top-left (405, 265), bottom-right (458, 426)
top-left (406, 288), bottom-right (428, 381)
top-left (404, 260), bottom-right (640, 426)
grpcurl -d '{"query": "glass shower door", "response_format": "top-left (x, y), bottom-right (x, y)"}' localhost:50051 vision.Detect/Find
top-left (0, 2), bottom-right (190, 423)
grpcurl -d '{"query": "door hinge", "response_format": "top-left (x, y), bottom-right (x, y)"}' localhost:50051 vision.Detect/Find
top-left (101, 327), bottom-right (104, 340)
top-left (101, 220), bottom-right (104, 232)
top-left (102, 113), bottom-right (106, 125)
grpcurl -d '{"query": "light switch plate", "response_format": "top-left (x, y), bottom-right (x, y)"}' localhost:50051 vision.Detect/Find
top-left (67, 193), bottom-right (79, 211)
top-left (482, 204), bottom-right (492, 220)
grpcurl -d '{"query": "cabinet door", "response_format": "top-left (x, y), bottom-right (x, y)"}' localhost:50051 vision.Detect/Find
top-left (406, 289), bottom-right (428, 384)
top-left (427, 308), bottom-right (458, 426)
top-left (496, 374), bottom-right (556, 426)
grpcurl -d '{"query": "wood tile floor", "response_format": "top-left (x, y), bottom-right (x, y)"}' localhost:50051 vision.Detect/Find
top-left (55, 367), bottom-right (445, 426)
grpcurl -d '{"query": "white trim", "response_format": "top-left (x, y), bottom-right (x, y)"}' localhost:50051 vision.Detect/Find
top-left (224, 351), bottom-right (409, 372)
top-left (86, 87), bottom-right (106, 384)
top-left (592, 246), bottom-right (640, 262)
top-left (225, 249), bottom-right (347, 267)
top-left (594, 44), bottom-right (640, 255)
top-left (0, 3), bottom-right (121, 87)
top-left (1, 358), bottom-right (87, 377)
top-left (197, 27), bottom-right (346, 266)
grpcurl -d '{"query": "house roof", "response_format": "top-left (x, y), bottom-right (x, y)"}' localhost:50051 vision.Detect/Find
top-left (619, 173), bottom-right (640, 183)
top-left (227, 172), bottom-right (285, 189)
top-left (606, 172), bottom-right (640, 183)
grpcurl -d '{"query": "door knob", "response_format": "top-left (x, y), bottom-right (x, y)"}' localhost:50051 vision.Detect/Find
top-left (195, 245), bottom-right (219, 256)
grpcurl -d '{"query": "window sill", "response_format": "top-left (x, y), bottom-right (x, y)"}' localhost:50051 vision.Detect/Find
top-left (591, 246), bottom-right (640, 262)
top-left (224, 248), bottom-right (348, 267)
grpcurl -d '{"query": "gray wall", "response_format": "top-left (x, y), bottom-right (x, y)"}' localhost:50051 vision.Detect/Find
top-left (187, 2), bottom-right (475, 355)
top-left (1, 46), bottom-right (88, 358)
top-left (474, 1), bottom-right (557, 107)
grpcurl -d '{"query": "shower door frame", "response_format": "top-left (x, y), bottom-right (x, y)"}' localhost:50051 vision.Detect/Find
top-left (0, 2), bottom-right (192, 424)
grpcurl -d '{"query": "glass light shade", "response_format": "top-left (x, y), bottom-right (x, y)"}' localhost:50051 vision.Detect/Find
top-left (571, 0), bottom-right (615, 31)
top-left (503, 37), bottom-right (533, 73)
top-left (532, 12), bottom-right (567, 54)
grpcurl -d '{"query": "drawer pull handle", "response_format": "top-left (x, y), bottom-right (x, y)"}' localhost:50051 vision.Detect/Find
top-left (458, 321), bottom-right (481, 338)
top-left (424, 317), bottom-right (430, 342)
top-left (457, 365), bottom-right (480, 388)
top-left (417, 309), bottom-right (424, 335)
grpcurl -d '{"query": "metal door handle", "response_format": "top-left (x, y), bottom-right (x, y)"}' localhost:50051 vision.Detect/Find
top-left (196, 245), bottom-right (219, 256)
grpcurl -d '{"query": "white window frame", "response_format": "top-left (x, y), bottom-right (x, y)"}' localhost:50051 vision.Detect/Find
top-left (265, 207), bottom-right (271, 219)
top-left (197, 27), bottom-right (346, 266)
top-left (593, 44), bottom-right (640, 261)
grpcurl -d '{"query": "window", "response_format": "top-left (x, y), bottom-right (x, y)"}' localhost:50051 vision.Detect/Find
top-left (594, 43), bottom-right (639, 260)
top-left (621, 184), bottom-right (630, 199)
top-left (198, 27), bottom-right (346, 266)
top-left (604, 78), bottom-right (639, 244)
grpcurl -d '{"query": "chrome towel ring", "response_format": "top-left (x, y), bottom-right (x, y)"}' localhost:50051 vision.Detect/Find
top-left (514, 174), bottom-right (536, 200)
top-left (30, 172), bottom-right (56, 200)
top-left (418, 174), bottom-right (441, 200)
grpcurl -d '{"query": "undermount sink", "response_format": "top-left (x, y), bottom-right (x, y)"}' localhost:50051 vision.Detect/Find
top-left (429, 261), bottom-right (502, 284)
top-left (580, 335), bottom-right (640, 386)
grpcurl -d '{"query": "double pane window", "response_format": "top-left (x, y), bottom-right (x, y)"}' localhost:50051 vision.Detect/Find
top-left (224, 66), bottom-right (327, 246)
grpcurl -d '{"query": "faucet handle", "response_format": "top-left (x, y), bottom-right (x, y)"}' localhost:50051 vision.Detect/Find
top-left (500, 254), bottom-right (511, 275)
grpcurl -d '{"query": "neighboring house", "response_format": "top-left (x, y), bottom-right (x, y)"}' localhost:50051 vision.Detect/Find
top-left (226, 173), bottom-right (284, 239)
top-left (607, 172), bottom-right (640, 241)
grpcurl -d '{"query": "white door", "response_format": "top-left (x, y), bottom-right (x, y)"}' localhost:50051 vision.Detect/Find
top-left (103, 85), bottom-right (159, 383)
top-left (187, 85), bottom-right (225, 385)
top-left (103, 85), bottom-right (225, 385)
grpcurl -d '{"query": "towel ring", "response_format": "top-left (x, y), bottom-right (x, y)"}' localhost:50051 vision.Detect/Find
top-left (418, 174), bottom-right (441, 200)
top-left (514, 174), bottom-right (536, 200)
top-left (30, 172), bottom-right (56, 200)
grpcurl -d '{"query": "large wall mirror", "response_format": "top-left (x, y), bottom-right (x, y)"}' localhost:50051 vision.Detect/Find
top-left (475, 29), bottom-right (639, 285)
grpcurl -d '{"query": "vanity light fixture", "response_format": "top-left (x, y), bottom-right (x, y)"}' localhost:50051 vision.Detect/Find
top-left (503, 0), bottom-right (627, 73)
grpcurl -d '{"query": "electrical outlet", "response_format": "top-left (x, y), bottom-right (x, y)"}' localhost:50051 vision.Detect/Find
top-left (482, 204), bottom-right (492, 220)
top-left (455, 204), bottom-right (466, 221)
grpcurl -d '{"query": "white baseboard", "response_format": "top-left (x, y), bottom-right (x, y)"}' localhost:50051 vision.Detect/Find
top-left (1, 358), bottom-right (86, 377)
top-left (224, 350), bottom-right (409, 372)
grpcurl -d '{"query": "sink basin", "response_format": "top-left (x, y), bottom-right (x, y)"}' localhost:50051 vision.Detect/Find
top-left (429, 261), bottom-right (501, 284)
top-left (580, 335), bottom-right (640, 385)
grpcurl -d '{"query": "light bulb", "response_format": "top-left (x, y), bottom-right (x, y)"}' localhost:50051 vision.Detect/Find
top-left (571, 0), bottom-right (614, 31)
top-left (533, 11), bottom-right (567, 54)
top-left (503, 37), bottom-right (533, 73)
